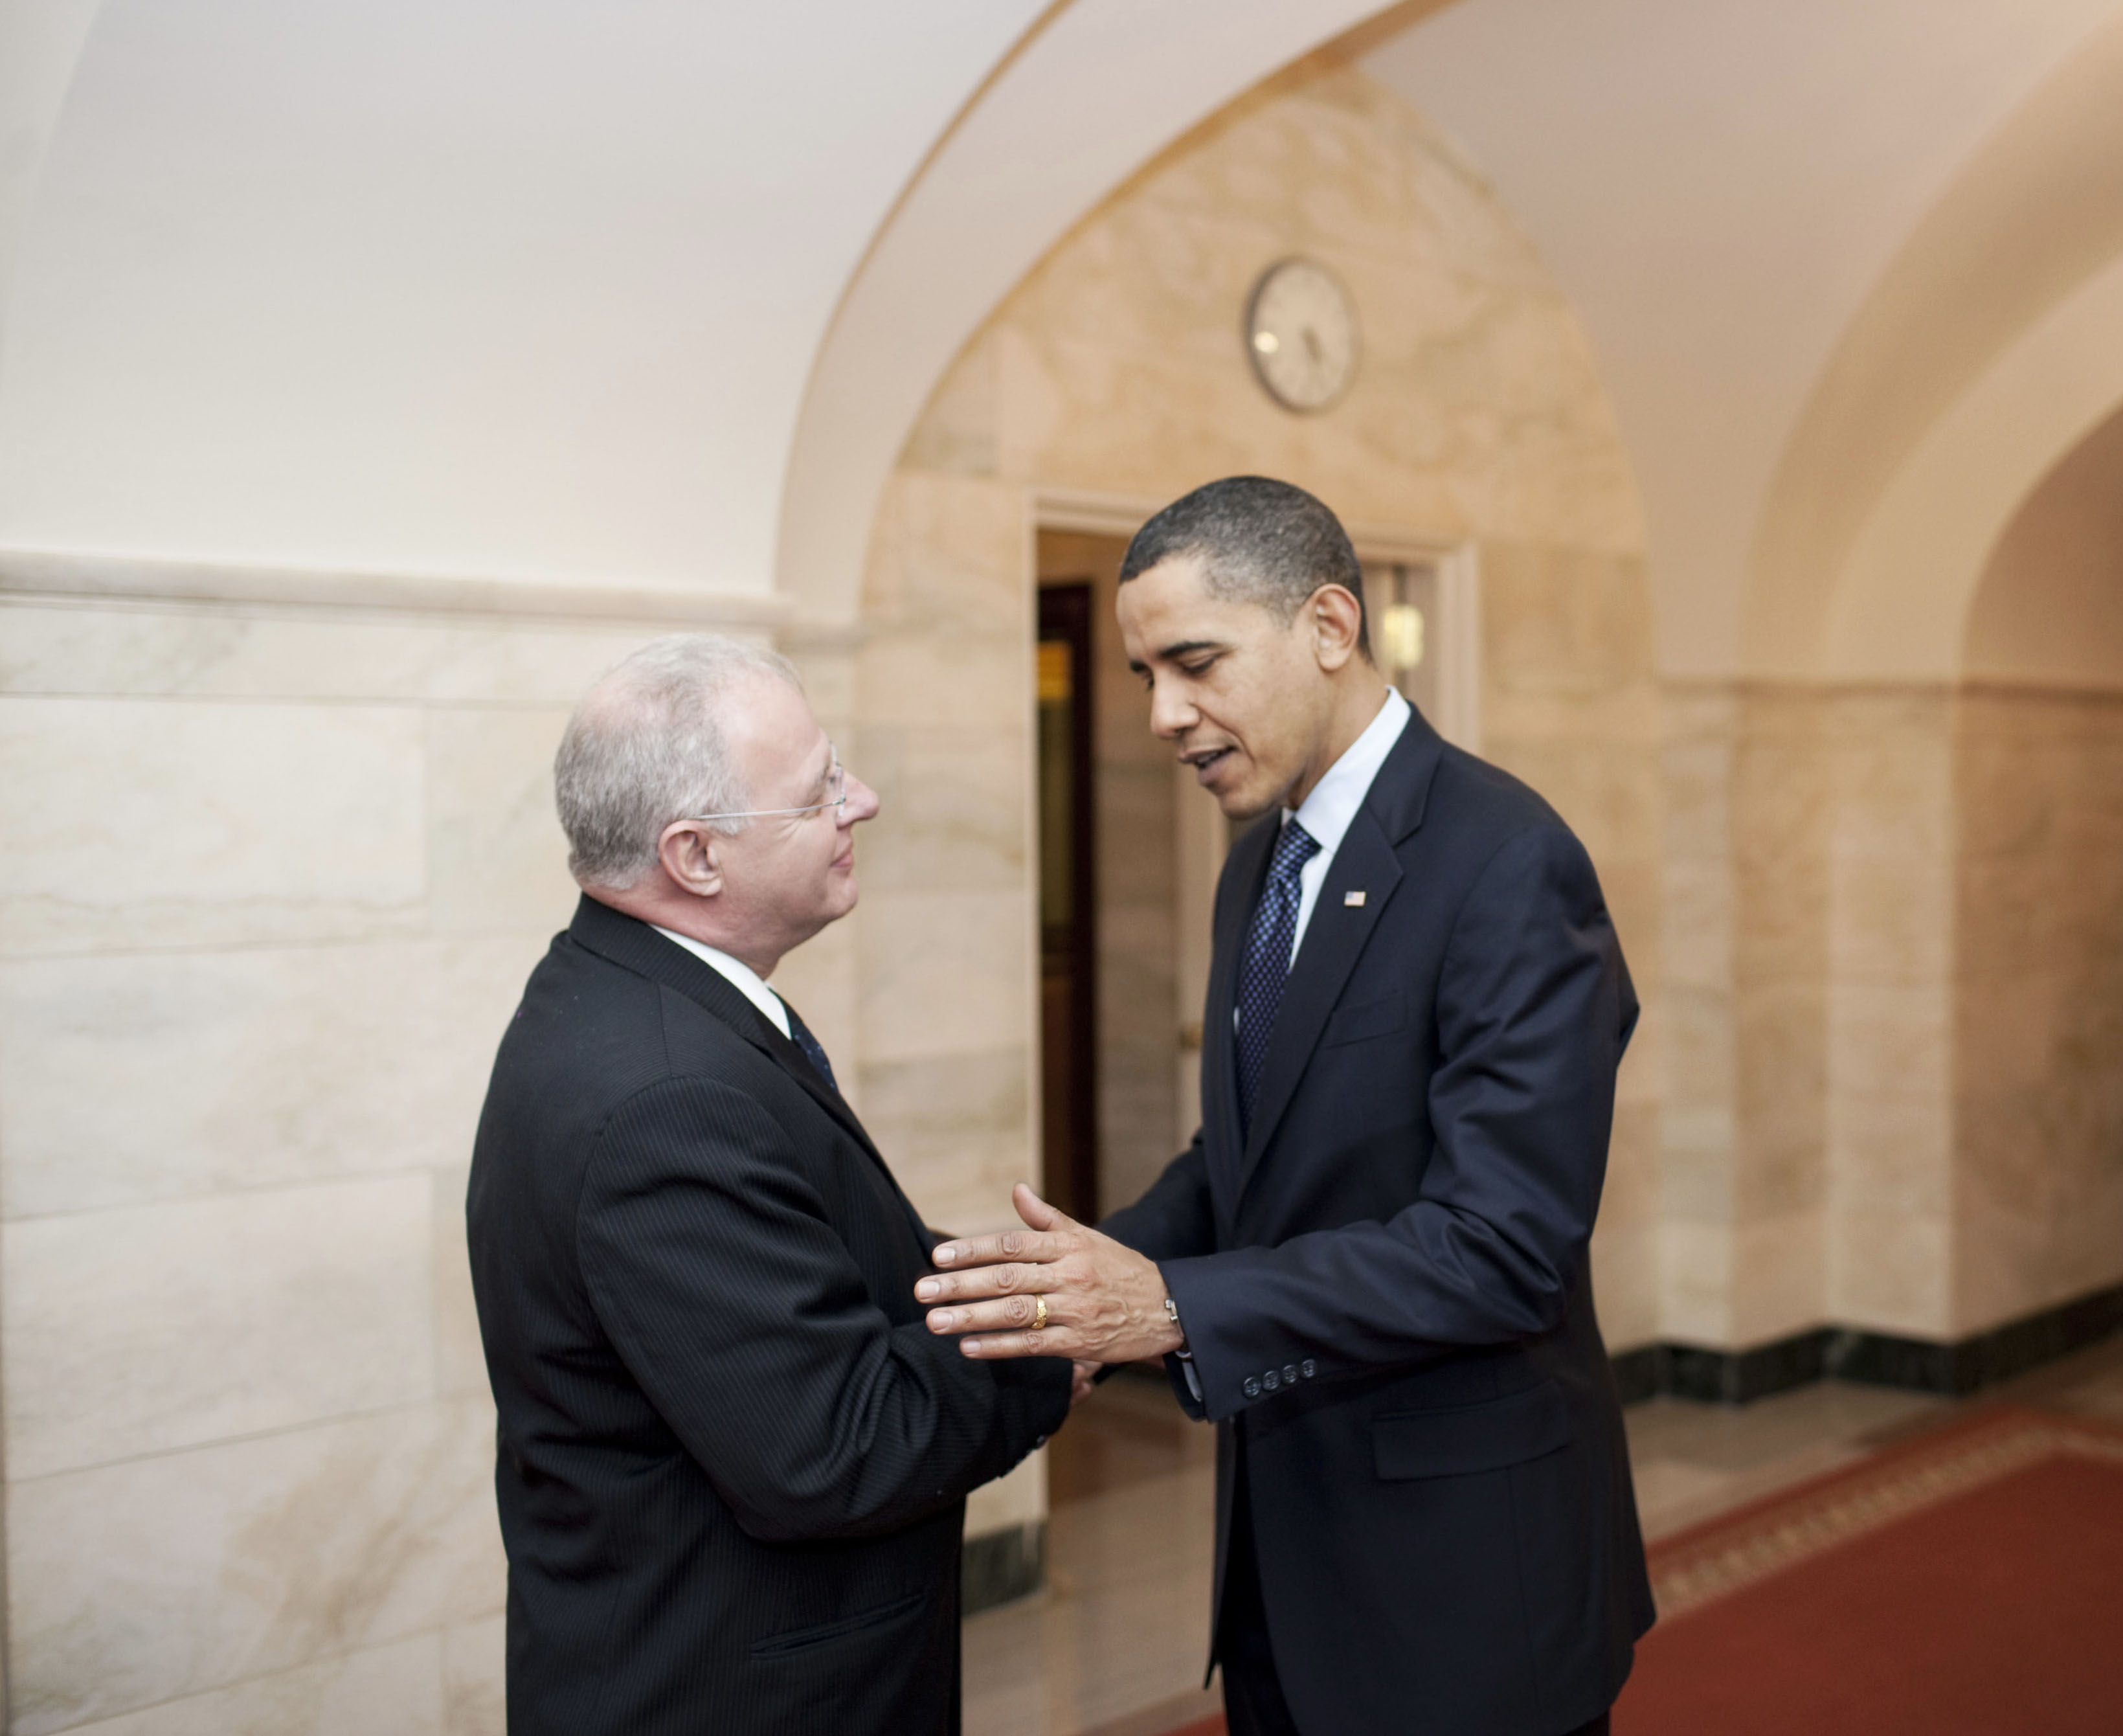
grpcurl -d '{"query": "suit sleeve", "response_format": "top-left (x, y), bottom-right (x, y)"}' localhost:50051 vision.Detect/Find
top-left (577, 1076), bottom-right (1073, 1542)
top-left (1158, 824), bottom-right (1631, 1423)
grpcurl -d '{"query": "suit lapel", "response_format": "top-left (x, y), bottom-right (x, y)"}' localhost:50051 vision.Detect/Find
top-left (1233, 710), bottom-right (1447, 1199)
top-left (565, 898), bottom-right (899, 1186)
top-left (1204, 818), bottom-right (1275, 1211)
top-left (1237, 813), bottom-right (1403, 1194)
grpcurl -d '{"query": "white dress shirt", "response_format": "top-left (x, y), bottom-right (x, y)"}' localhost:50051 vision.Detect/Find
top-left (1284, 686), bottom-right (1411, 964)
top-left (651, 925), bottom-right (791, 1039)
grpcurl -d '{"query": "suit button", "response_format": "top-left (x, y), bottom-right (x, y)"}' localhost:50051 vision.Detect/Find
top-left (1263, 1370), bottom-right (1280, 1392)
top-left (1301, 1359), bottom-right (1316, 1379)
top-left (1243, 1377), bottom-right (1262, 1399)
top-left (1282, 1364), bottom-right (1298, 1385)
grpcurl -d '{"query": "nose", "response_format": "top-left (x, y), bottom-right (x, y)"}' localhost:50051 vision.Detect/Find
top-left (841, 772), bottom-right (881, 824)
top-left (1147, 675), bottom-right (1197, 741)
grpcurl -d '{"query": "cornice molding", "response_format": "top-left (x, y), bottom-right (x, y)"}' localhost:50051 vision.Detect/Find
top-left (0, 548), bottom-right (792, 629)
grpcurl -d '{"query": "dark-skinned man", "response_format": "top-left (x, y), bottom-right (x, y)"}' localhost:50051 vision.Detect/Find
top-left (917, 477), bottom-right (1651, 1736)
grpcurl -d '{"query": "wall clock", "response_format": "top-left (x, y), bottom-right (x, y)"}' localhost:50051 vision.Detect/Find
top-left (1244, 256), bottom-right (1360, 412)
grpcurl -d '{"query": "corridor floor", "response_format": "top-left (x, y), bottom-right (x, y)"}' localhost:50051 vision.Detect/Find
top-left (961, 1333), bottom-right (2123, 1736)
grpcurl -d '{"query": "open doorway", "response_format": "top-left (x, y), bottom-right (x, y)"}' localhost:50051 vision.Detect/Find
top-left (1036, 526), bottom-right (1193, 1224)
top-left (1036, 580), bottom-right (1099, 1223)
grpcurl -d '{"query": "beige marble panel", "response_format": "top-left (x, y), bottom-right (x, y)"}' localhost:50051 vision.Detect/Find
top-left (857, 889), bottom-right (1031, 1067)
top-left (441, 1617), bottom-right (505, 1736)
top-left (858, 1046), bottom-right (1031, 1236)
top-left (1830, 844), bottom-right (1953, 988)
top-left (57, 1636), bottom-right (444, 1736)
top-left (0, 598), bottom-right (667, 706)
top-left (856, 628), bottom-right (1026, 739)
top-left (0, 697), bottom-right (425, 956)
top-left (1481, 544), bottom-right (1656, 701)
top-left (9, 1397), bottom-right (502, 1736)
top-left (1733, 980), bottom-right (1826, 1217)
top-left (1727, 1211), bottom-right (1826, 1346)
top-left (1655, 1219), bottom-right (1735, 1349)
top-left (423, 708), bottom-right (578, 936)
top-left (4, 1175), bottom-right (433, 1480)
top-left (849, 727), bottom-right (1026, 896)
top-left (1952, 692), bottom-right (2123, 1333)
top-left (1828, 1205), bottom-right (1950, 1335)
top-left (0, 934), bottom-right (544, 1217)
top-left (1588, 1219), bottom-right (1660, 1354)
top-left (1658, 856), bottom-right (1733, 993)
top-left (860, 472), bottom-right (1027, 635)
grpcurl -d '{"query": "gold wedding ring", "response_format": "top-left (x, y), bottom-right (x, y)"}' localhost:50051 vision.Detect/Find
top-left (1031, 1294), bottom-right (1049, 1331)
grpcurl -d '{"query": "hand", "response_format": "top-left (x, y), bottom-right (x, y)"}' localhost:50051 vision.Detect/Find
top-left (1070, 1360), bottom-right (1099, 1408)
top-left (915, 1184), bottom-right (1185, 1364)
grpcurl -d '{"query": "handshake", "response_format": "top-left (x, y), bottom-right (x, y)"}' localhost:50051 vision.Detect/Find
top-left (915, 1182), bottom-right (1184, 1404)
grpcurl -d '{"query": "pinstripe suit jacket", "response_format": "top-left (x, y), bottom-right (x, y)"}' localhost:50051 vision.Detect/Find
top-left (467, 896), bottom-right (1071, 1736)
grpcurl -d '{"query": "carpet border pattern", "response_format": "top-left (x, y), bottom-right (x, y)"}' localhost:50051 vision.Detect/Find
top-left (1650, 1410), bottom-right (2123, 1619)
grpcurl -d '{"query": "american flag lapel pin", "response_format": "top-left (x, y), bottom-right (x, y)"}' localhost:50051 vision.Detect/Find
top-left (1343, 890), bottom-right (1366, 907)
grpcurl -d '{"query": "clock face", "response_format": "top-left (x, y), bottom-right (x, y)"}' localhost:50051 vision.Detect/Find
top-left (1245, 257), bottom-right (1360, 412)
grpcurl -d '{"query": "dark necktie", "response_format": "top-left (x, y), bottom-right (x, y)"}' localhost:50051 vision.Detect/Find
top-left (1235, 818), bottom-right (1320, 1132)
top-left (782, 1001), bottom-right (838, 1094)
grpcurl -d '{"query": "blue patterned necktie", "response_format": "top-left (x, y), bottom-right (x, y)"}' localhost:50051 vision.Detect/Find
top-left (783, 1001), bottom-right (838, 1094)
top-left (1235, 818), bottom-right (1320, 1132)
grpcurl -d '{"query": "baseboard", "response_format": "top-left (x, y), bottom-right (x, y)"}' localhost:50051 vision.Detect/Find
top-left (1612, 1280), bottom-right (2123, 1406)
top-left (961, 1519), bottom-right (1046, 1615)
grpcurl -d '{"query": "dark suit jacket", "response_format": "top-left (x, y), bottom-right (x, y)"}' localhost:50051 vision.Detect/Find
top-left (467, 896), bottom-right (1071, 1736)
top-left (1103, 707), bottom-right (1654, 1736)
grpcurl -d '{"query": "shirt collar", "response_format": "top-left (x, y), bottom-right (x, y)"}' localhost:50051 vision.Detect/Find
top-left (1286, 686), bottom-right (1411, 853)
top-left (649, 925), bottom-right (791, 1040)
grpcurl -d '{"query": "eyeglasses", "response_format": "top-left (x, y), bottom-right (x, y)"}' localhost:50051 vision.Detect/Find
top-left (684, 747), bottom-right (848, 824)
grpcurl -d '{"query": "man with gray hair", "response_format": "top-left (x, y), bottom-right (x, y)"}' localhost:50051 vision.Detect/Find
top-left (467, 635), bottom-right (1073, 1736)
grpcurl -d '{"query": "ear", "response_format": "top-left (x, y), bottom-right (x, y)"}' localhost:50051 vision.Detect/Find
top-left (1305, 583), bottom-right (1365, 673)
top-left (657, 820), bottom-right (725, 899)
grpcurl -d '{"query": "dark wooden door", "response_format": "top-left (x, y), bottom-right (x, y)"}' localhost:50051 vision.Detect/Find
top-left (1037, 583), bottom-right (1098, 1223)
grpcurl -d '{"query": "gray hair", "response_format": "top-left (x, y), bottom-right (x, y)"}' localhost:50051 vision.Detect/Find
top-left (555, 633), bottom-right (802, 890)
top-left (1118, 475), bottom-right (1371, 659)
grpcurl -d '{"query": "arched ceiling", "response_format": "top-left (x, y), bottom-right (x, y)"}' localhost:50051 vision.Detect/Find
top-left (1362, 0), bottom-right (2123, 676)
top-left (0, 0), bottom-right (1409, 600)
top-left (6, 0), bottom-right (2123, 677)
top-left (1963, 398), bottom-right (2123, 690)
top-left (0, 0), bottom-right (1055, 590)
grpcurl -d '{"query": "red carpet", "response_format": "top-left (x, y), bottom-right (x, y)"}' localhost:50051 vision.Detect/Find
top-left (1141, 1408), bottom-right (2123, 1735)
top-left (1619, 1407), bottom-right (2123, 1734)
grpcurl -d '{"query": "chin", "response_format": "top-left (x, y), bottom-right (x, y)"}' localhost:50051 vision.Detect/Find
top-left (1217, 782), bottom-right (1280, 823)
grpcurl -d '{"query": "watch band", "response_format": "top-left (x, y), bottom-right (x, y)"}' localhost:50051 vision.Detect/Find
top-left (1163, 1295), bottom-right (1193, 1362)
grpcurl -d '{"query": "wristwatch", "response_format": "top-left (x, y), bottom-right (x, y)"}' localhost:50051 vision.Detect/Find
top-left (1163, 1295), bottom-right (1193, 1362)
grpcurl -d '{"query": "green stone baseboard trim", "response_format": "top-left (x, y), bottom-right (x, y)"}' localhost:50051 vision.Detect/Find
top-left (961, 1518), bottom-right (1046, 1614)
top-left (1611, 1281), bottom-right (2123, 1407)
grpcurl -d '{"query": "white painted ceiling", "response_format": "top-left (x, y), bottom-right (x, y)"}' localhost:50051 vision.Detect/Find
top-left (5, 0), bottom-right (2123, 677)
top-left (1362, 0), bottom-right (2123, 670)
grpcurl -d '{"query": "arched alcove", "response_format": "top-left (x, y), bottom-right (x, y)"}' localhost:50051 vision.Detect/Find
top-left (1952, 401), bottom-right (2123, 1332)
top-left (830, 59), bottom-right (1661, 1355)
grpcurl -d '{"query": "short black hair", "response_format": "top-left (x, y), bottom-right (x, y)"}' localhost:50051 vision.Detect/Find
top-left (1118, 475), bottom-right (1369, 659)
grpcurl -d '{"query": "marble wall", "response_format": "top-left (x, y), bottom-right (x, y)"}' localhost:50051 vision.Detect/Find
top-left (1656, 682), bottom-right (1959, 1348)
top-left (863, 60), bottom-right (1665, 1351)
top-left (0, 578), bottom-right (771, 1735)
top-left (10, 37), bottom-right (2113, 1736)
top-left (1953, 686), bottom-right (2123, 1333)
